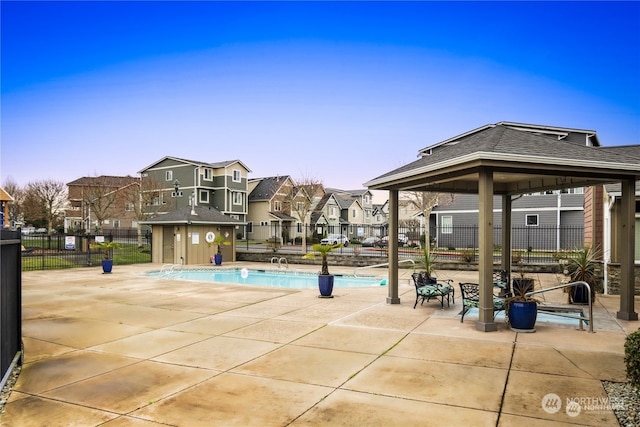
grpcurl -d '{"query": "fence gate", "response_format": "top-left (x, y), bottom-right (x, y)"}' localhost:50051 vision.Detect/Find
top-left (1, 229), bottom-right (22, 390)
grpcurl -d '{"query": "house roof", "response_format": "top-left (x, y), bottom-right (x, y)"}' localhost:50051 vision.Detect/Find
top-left (138, 156), bottom-right (252, 174)
top-left (269, 211), bottom-right (297, 221)
top-left (67, 175), bottom-right (140, 187)
top-left (0, 187), bottom-right (14, 202)
top-left (141, 205), bottom-right (246, 225)
top-left (417, 121), bottom-right (600, 156)
top-left (248, 176), bottom-right (291, 201)
top-left (365, 123), bottom-right (640, 195)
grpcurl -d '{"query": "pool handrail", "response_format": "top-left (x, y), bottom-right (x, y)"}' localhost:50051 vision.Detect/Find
top-left (525, 280), bottom-right (593, 333)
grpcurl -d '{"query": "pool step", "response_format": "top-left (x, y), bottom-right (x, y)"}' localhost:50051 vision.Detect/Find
top-left (537, 304), bottom-right (589, 325)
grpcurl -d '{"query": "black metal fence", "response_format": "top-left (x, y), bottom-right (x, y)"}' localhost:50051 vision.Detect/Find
top-left (239, 224), bottom-right (585, 263)
top-left (1, 229), bottom-right (22, 390)
top-left (20, 229), bottom-right (152, 271)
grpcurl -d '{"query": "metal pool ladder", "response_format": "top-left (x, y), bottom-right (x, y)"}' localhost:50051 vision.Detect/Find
top-left (270, 257), bottom-right (289, 269)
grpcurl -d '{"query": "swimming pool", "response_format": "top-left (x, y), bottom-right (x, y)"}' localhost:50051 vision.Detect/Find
top-left (147, 267), bottom-right (386, 289)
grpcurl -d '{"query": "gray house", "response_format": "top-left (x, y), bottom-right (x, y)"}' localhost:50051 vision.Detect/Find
top-left (430, 190), bottom-right (584, 252)
top-left (138, 156), bottom-right (251, 224)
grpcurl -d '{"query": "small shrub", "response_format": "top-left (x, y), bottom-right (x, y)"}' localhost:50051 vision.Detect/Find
top-left (625, 328), bottom-right (640, 390)
top-left (512, 250), bottom-right (524, 264)
top-left (459, 248), bottom-right (475, 263)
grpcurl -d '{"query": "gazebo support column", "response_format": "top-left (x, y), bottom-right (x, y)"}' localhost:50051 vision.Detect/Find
top-left (387, 189), bottom-right (400, 304)
top-left (617, 178), bottom-right (637, 320)
top-left (476, 167), bottom-right (498, 332)
top-left (502, 195), bottom-right (512, 275)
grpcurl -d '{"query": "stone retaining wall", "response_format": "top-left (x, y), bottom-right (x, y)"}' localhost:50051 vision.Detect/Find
top-left (606, 263), bottom-right (640, 295)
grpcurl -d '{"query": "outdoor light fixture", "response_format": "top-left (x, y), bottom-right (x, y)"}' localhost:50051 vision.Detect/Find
top-left (172, 180), bottom-right (183, 198)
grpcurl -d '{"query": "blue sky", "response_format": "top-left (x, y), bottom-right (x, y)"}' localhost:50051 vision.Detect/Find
top-left (2, 1), bottom-right (639, 193)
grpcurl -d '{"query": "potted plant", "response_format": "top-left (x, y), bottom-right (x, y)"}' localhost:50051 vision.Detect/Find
top-left (208, 233), bottom-right (230, 265)
top-left (567, 246), bottom-right (598, 304)
top-left (91, 240), bottom-right (120, 274)
top-left (506, 260), bottom-right (537, 331)
top-left (419, 246), bottom-right (438, 284)
top-left (303, 243), bottom-right (342, 297)
top-left (505, 275), bottom-right (538, 332)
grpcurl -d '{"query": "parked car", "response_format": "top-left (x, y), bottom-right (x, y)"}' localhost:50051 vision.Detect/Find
top-left (21, 226), bottom-right (36, 235)
top-left (361, 236), bottom-right (382, 247)
top-left (321, 234), bottom-right (349, 247)
top-left (380, 234), bottom-right (409, 247)
top-left (35, 228), bottom-right (47, 234)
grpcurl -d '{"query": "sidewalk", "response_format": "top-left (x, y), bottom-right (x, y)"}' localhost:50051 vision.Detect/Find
top-left (2, 263), bottom-right (637, 426)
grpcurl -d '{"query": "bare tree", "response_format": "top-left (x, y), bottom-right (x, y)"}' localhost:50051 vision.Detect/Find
top-left (80, 176), bottom-right (128, 233)
top-left (282, 175), bottom-right (324, 253)
top-left (23, 179), bottom-right (67, 232)
top-left (401, 191), bottom-right (454, 251)
top-left (2, 177), bottom-right (25, 228)
top-left (121, 177), bottom-right (163, 247)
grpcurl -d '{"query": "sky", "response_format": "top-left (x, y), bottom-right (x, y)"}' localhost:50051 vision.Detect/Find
top-left (1, 1), bottom-right (639, 196)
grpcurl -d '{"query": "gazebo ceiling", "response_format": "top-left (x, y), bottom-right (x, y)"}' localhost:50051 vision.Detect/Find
top-left (365, 123), bottom-right (640, 195)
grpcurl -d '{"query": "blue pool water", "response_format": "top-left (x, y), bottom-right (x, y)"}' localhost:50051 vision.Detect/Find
top-left (464, 308), bottom-right (585, 327)
top-left (147, 268), bottom-right (386, 289)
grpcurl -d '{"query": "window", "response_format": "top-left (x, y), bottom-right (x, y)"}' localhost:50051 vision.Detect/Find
top-left (230, 214), bottom-right (239, 220)
top-left (233, 192), bottom-right (243, 206)
top-left (199, 190), bottom-right (209, 204)
top-left (441, 216), bottom-right (453, 234)
top-left (260, 221), bottom-right (268, 226)
top-left (296, 201), bottom-right (304, 212)
top-left (125, 203), bottom-right (134, 212)
top-left (165, 170), bottom-right (173, 181)
top-left (364, 194), bottom-right (370, 204)
top-left (131, 220), bottom-right (138, 228)
top-left (246, 222), bottom-right (253, 233)
top-left (203, 168), bottom-right (212, 181)
top-left (561, 187), bottom-right (584, 194)
top-left (526, 214), bottom-right (539, 226)
top-left (365, 210), bottom-right (371, 219)
top-left (297, 223), bottom-right (302, 233)
top-left (113, 220), bottom-right (120, 228)
top-left (352, 209), bottom-right (358, 218)
top-left (330, 206), bottom-right (336, 217)
top-left (232, 169), bottom-right (241, 182)
top-left (273, 200), bottom-right (281, 211)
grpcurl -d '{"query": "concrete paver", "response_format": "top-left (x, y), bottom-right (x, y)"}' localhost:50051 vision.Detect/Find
top-left (2, 263), bottom-right (638, 426)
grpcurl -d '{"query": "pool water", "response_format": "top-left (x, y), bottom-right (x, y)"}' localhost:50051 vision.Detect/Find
top-left (147, 268), bottom-right (386, 289)
top-left (464, 308), bottom-right (585, 327)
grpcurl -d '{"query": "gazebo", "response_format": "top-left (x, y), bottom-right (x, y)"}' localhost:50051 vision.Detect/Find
top-left (365, 122), bottom-right (639, 332)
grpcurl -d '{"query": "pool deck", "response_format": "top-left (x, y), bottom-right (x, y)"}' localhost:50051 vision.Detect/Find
top-left (3, 262), bottom-right (639, 426)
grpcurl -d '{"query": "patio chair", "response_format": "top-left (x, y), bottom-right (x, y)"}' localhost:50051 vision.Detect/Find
top-left (412, 271), bottom-right (454, 309)
top-left (459, 282), bottom-right (507, 323)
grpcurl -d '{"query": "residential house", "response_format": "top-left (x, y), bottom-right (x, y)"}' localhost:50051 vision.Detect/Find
top-left (310, 192), bottom-right (343, 239)
top-left (65, 175), bottom-right (140, 233)
top-left (138, 156), bottom-right (251, 226)
top-left (247, 176), bottom-right (299, 243)
top-left (429, 190), bottom-right (585, 251)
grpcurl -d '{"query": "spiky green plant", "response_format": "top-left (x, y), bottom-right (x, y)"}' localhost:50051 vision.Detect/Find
top-left (303, 243), bottom-right (341, 275)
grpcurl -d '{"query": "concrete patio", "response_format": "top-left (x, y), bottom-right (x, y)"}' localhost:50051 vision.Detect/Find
top-left (2, 262), bottom-right (637, 426)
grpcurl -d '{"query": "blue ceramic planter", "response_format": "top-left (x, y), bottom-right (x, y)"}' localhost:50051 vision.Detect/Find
top-left (508, 300), bottom-right (537, 331)
top-left (318, 274), bottom-right (334, 297)
top-left (102, 259), bottom-right (113, 274)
